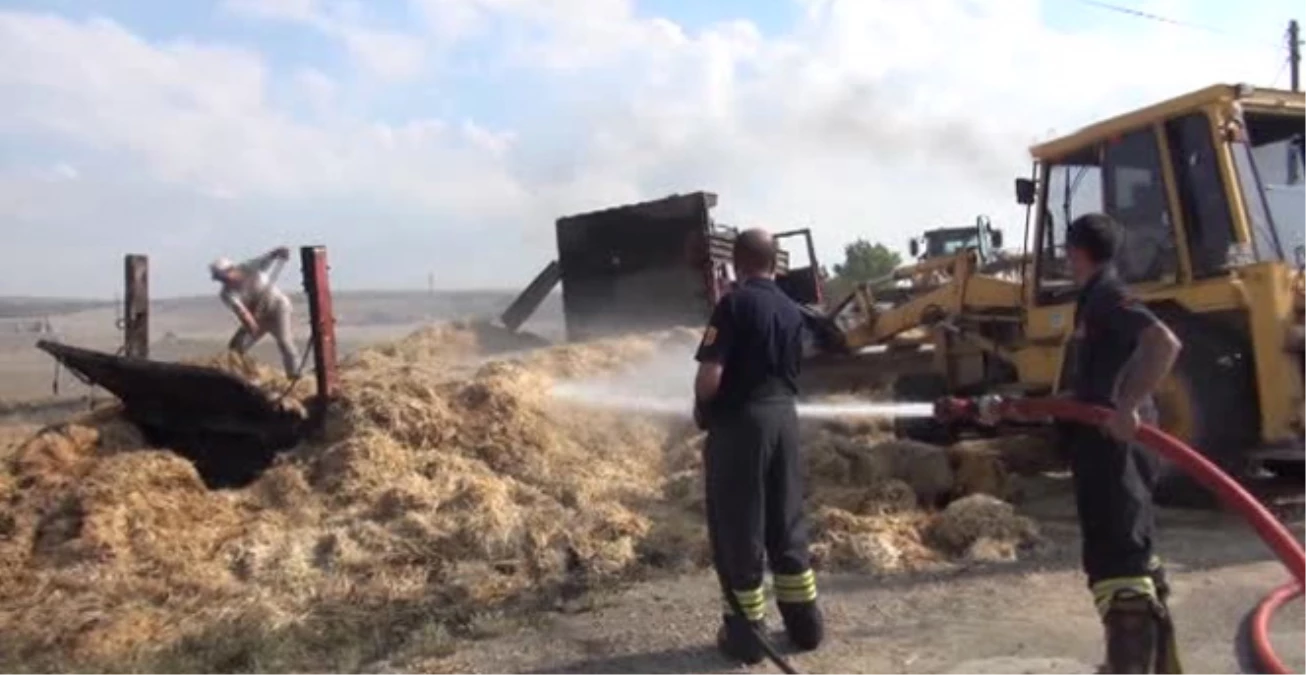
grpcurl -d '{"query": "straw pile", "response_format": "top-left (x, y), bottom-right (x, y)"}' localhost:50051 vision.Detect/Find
top-left (0, 321), bottom-right (1042, 671)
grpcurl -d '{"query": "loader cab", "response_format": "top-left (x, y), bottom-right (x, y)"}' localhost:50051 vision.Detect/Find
top-left (1023, 84), bottom-right (1305, 309)
top-left (1027, 127), bottom-right (1182, 305)
top-left (908, 217), bottom-right (1004, 262)
top-left (1015, 84), bottom-right (1305, 492)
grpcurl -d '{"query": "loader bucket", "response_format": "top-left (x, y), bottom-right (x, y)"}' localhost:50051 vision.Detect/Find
top-left (36, 340), bottom-right (308, 488)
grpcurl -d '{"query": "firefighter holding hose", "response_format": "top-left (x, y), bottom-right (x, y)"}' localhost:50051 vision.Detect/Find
top-left (691, 228), bottom-right (824, 665)
top-left (1062, 213), bottom-right (1184, 673)
top-left (210, 246), bottom-right (300, 378)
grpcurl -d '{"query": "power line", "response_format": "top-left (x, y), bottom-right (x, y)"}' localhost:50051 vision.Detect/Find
top-left (1272, 58), bottom-right (1289, 88)
top-left (1070, 0), bottom-right (1283, 49)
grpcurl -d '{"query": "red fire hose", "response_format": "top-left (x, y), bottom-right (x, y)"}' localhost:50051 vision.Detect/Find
top-left (936, 396), bottom-right (1305, 674)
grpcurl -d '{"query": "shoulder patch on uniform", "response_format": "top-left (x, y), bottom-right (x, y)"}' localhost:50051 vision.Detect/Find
top-left (702, 326), bottom-right (718, 347)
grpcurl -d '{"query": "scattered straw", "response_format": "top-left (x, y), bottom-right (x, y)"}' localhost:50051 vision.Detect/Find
top-left (0, 320), bottom-right (1041, 671)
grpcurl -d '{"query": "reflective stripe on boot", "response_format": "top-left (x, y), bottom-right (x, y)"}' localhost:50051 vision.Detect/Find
top-left (775, 569), bottom-right (823, 652)
top-left (773, 569), bottom-right (818, 603)
top-left (721, 586), bottom-right (767, 622)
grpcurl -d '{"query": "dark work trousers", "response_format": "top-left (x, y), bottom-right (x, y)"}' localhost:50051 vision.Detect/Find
top-left (704, 398), bottom-right (811, 618)
top-left (1067, 424), bottom-right (1161, 587)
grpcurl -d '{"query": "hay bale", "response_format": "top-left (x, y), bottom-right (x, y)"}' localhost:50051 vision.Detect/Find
top-left (249, 462), bottom-right (313, 514)
top-left (806, 434), bottom-right (895, 487)
top-left (965, 536), bottom-right (1018, 563)
top-left (949, 445), bottom-right (1009, 500)
top-left (954, 434), bottom-right (1060, 475)
top-left (863, 479), bottom-right (918, 515)
top-left (821, 439), bottom-right (952, 505)
top-left (926, 494), bottom-right (1040, 555)
top-left (811, 506), bottom-right (937, 573)
top-left (878, 439), bottom-right (954, 505)
top-left (11, 424), bottom-right (100, 485)
top-left (182, 351), bottom-right (314, 401)
top-left (815, 479), bottom-right (916, 517)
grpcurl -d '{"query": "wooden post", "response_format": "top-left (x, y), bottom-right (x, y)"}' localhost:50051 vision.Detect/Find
top-left (300, 246), bottom-right (338, 408)
top-left (123, 254), bottom-right (149, 358)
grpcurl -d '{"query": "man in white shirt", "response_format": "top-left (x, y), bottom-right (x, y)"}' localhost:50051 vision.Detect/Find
top-left (210, 246), bottom-right (299, 377)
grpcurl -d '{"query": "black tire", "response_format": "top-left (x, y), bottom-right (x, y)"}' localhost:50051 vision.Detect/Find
top-left (1151, 318), bottom-right (1258, 508)
top-left (892, 372), bottom-right (957, 444)
top-left (1262, 459), bottom-right (1305, 481)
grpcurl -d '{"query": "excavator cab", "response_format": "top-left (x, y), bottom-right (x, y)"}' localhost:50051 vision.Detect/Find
top-left (1019, 83), bottom-right (1305, 497)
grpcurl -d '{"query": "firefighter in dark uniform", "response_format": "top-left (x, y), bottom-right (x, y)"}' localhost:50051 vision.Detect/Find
top-left (692, 228), bottom-right (824, 665)
top-left (1063, 213), bottom-right (1184, 674)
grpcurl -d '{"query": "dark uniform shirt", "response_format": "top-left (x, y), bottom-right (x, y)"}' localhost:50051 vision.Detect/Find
top-left (1068, 266), bottom-right (1162, 413)
top-left (694, 277), bottom-right (805, 412)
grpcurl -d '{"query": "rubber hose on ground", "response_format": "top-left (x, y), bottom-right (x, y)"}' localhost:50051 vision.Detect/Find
top-left (1005, 398), bottom-right (1305, 675)
top-left (1250, 581), bottom-right (1303, 674)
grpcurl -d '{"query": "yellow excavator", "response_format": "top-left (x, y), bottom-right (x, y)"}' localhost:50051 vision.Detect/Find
top-left (822, 83), bottom-right (1305, 503)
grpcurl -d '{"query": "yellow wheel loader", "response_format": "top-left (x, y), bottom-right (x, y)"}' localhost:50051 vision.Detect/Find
top-left (907, 215), bottom-right (1009, 267)
top-left (823, 83), bottom-right (1305, 504)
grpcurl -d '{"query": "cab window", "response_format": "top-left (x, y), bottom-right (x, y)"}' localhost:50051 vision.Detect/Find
top-left (1036, 149), bottom-right (1102, 303)
top-left (1105, 128), bottom-right (1179, 283)
top-left (1164, 113), bottom-right (1235, 278)
top-left (1036, 126), bottom-right (1179, 303)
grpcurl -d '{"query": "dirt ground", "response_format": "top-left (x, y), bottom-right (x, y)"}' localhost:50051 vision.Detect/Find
top-left (438, 485), bottom-right (1305, 674)
top-left (0, 294), bottom-right (1301, 674)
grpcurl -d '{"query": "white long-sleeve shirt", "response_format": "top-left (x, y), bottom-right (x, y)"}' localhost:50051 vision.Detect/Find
top-left (219, 254), bottom-right (287, 321)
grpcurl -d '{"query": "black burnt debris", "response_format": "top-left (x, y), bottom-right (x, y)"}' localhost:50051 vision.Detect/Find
top-left (36, 340), bottom-right (306, 488)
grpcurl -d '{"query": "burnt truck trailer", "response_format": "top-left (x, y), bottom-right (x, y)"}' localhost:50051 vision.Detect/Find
top-left (501, 191), bottom-right (828, 343)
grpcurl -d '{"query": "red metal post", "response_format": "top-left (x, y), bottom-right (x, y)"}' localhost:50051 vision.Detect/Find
top-left (123, 254), bottom-right (149, 358)
top-left (300, 246), bottom-right (339, 405)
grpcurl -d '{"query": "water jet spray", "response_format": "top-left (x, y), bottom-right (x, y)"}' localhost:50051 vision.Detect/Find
top-left (550, 381), bottom-right (934, 420)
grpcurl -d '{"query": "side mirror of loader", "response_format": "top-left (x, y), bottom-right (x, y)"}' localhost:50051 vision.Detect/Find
top-left (991, 229), bottom-right (1004, 250)
top-left (1015, 178), bottom-right (1036, 206)
top-left (909, 239), bottom-right (920, 258)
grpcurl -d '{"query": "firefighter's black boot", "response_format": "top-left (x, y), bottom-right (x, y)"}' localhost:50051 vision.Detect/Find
top-left (779, 601), bottom-right (825, 652)
top-left (1102, 592), bottom-right (1159, 674)
top-left (717, 614), bottom-right (765, 666)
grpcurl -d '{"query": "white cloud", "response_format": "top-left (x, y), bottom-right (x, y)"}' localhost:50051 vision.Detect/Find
top-left (337, 27), bottom-right (426, 80)
top-left (0, 1), bottom-right (1296, 296)
top-left (223, 0), bottom-right (319, 22)
top-left (223, 0), bottom-right (426, 81)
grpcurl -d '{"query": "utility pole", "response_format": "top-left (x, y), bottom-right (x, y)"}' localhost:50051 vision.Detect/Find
top-left (1290, 19), bottom-right (1301, 92)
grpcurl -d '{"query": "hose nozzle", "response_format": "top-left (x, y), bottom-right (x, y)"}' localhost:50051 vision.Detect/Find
top-left (933, 394), bottom-right (1009, 426)
top-left (933, 396), bottom-right (976, 422)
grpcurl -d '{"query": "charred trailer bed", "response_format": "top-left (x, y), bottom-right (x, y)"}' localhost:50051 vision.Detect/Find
top-left (554, 191), bottom-right (813, 343)
top-left (37, 340), bottom-right (308, 488)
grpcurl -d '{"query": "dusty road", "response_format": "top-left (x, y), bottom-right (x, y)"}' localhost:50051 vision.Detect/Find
top-left (443, 497), bottom-right (1304, 674)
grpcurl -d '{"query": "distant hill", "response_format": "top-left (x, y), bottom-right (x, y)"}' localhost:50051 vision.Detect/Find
top-left (0, 298), bottom-right (115, 319)
top-left (0, 290), bottom-right (533, 316)
top-left (0, 290), bottom-right (566, 338)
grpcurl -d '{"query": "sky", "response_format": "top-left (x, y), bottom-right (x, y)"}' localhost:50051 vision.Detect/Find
top-left (0, 0), bottom-right (1298, 297)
